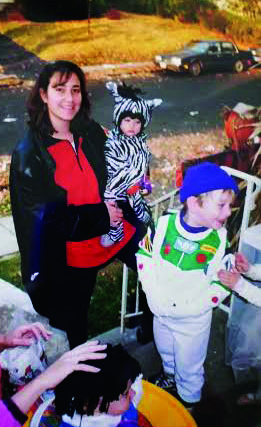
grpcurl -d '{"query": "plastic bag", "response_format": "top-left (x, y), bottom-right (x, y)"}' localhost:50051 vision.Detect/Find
top-left (0, 338), bottom-right (48, 386)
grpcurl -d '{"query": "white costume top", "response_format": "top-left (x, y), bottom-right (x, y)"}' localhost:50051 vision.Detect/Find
top-left (136, 211), bottom-right (233, 319)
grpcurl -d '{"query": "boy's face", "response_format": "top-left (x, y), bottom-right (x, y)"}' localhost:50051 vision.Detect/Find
top-left (107, 379), bottom-right (136, 415)
top-left (193, 189), bottom-right (234, 230)
top-left (120, 116), bottom-right (142, 137)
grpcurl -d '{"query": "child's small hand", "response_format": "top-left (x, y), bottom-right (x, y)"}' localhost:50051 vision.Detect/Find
top-left (140, 189), bottom-right (149, 196)
top-left (235, 253), bottom-right (249, 273)
top-left (217, 267), bottom-right (241, 289)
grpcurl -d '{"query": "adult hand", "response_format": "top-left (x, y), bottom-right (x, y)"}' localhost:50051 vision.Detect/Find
top-left (217, 266), bottom-right (241, 289)
top-left (235, 252), bottom-right (249, 274)
top-left (105, 200), bottom-right (123, 227)
top-left (33, 340), bottom-right (107, 390)
top-left (11, 341), bottom-right (107, 414)
top-left (1, 323), bottom-right (52, 348)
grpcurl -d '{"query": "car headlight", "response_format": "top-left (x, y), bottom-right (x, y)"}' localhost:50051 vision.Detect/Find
top-left (155, 55), bottom-right (162, 63)
top-left (171, 57), bottom-right (182, 66)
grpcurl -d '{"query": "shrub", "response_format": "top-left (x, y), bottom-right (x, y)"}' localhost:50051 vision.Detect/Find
top-left (105, 9), bottom-right (123, 20)
top-left (200, 9), bottom-right (229, 33)
top-left (228, 17), bottom-right (255, 43)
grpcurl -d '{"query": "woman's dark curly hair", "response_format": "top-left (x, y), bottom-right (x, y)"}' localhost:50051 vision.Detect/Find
top-left (54, 344), bottom-right (141, 417)
top-left (27, 60), bottom-right (91, 135)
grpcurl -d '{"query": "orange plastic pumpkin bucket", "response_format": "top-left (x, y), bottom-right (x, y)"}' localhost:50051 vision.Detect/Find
top-left (138, 380), bottom-right (197, 427)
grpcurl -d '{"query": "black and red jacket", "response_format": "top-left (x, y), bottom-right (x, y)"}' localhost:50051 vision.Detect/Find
top-left (10, 120), bottom-right (135, 312)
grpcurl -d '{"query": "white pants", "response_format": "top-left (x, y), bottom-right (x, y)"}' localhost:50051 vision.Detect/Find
top-left (153, 310), bottom-right (212, 403)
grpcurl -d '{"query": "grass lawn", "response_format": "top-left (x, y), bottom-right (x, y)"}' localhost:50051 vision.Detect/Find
top-left (0, 13), bottom-right (229, 66)
top-left (0, 253), bottom-right (137, 338)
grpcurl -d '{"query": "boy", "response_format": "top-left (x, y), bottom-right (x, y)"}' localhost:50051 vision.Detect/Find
top-left (101, 81), bottom-right (162, 247)
top-left (136, 161), bottom-right (239, 409)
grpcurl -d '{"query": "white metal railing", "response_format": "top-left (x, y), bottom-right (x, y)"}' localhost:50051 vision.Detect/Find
top-left (120, 168), bottom-right (261, 333)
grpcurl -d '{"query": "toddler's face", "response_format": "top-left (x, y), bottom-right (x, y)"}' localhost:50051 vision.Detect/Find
top-left (120, 117), bottom-right (142, 137)
top-left (195, 189), bottom-right (234, 230)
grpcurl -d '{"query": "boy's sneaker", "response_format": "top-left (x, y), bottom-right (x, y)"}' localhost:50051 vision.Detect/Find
top-left (154, 373), bottom-right (176, 392)
top-left (170, 390), bottom-right (198, 413)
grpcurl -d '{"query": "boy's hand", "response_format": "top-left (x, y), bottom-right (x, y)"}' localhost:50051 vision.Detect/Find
top-left (217, 267), bottom-right (241, 289)
top-left (235, 253), bottom-right (249, 273)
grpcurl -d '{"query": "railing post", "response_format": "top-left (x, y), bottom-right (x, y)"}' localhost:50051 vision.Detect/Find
top-left (120, 264), bottom-right (129, 334)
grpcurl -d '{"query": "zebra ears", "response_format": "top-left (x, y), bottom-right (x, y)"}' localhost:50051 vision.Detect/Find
top-left (147, 98), bottom-right (162, 110)
top-left (106, 81), bottom-right (122, 103)
top-left (106, 81), bottom-right (162, 109)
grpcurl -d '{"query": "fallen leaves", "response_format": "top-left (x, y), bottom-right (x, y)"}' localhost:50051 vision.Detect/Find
top-left (0, 156), bottom-right (11, 216)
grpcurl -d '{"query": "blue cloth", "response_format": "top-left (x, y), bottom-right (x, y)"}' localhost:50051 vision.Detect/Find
top-left (180, 161), bottom-right (239, 202)
top-left (180, 209), bottom-right (208, 234)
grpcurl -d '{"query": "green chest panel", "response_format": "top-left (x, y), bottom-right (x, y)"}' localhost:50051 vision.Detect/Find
top-left (160, 214), bottom-right (221, 271)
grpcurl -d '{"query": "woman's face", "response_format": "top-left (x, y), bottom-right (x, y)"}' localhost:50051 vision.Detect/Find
top-left (40, 71), bottom-right (82, 129)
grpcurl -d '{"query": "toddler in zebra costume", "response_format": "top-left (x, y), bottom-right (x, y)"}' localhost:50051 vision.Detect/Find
top-left (101, 81), bottom-right (162, 247)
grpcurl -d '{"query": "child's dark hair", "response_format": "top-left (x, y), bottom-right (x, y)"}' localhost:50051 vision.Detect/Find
top-left (27, 60), bottom-right (91, 136)
top-left (54, 344), bottom-right (141, 417)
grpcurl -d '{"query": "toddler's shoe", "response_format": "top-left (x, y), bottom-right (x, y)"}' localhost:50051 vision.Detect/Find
top-left (100, 234), bottom-right (115, 247)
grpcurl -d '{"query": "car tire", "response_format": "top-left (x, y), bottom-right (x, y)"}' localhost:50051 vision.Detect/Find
top-left (189, 61), bottom-right (201, 77)
top-left (234, 59), bottom-right (244, 73)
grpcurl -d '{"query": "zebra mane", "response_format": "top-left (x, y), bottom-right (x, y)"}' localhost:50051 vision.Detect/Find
top-left (117, 82), bottom-right (145, 100)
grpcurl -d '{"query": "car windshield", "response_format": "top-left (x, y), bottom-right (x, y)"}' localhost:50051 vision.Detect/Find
top-left (185, 41), bottom-right (210, 54)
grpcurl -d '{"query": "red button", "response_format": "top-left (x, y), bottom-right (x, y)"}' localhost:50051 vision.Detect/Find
top-left (196, 253), bottom-right (207, 263)
top-left (138, 263), bottom-right (143, 270)
top-left (164, 244), bottom-right (171, 255)
top-left (212, 296), bottom-right (218, 304)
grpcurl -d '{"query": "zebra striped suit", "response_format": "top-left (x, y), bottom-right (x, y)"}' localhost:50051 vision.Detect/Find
top-left (103, 128), bottom-right (152, 242)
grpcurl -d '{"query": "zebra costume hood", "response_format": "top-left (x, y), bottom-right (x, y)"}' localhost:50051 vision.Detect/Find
top-left (106, 81), bottom-right (162, 129)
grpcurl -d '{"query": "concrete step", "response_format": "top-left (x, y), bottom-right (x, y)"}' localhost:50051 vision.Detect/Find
top-left (0, 216), bottom-right (18, 257)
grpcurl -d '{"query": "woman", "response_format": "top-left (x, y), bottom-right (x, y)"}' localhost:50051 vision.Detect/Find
top-left (10, 60), bottom-right (141, 348)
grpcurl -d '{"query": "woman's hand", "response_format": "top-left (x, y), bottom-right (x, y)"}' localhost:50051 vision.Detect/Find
top-left (235, 252), bottom-right (249, 274)
top-left (0, 323), bottom-right (52, 349)
top-left (11, 341), bottom-right (107, 414)
top-left (37, 340), bottom-right (107, 390)
top-left (105, 200), bottom-right (123, 227)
